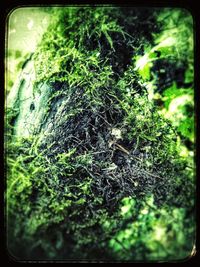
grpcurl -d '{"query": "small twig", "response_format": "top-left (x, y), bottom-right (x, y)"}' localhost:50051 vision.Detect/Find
top-left (131, 155), bottom-right (142, 162)
top-left (91, 151), bottom-right (106, 155)
top-left (97, 113), bottom-right (112, 126)
top-left (115, 143), bottom-right (130, 155)
top-left (112, 142), bottom-right (142, 162)
top-left (142, 169), bottom-right (161, 179)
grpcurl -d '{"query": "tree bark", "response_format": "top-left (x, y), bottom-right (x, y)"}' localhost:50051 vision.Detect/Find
top-left (7, 54), bottom-right (52, 138)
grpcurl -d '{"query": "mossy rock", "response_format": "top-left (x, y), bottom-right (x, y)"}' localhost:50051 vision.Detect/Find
top-left (6, 7), bottom-right (195, 261)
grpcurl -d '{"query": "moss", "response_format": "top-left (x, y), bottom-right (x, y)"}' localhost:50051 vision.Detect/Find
top-left (6, 6), bottom-right (195, 261)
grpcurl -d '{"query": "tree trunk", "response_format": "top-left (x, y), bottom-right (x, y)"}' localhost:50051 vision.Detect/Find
top-left (7, 54), bottom-right (52, 138)
top-left (6, 7), bottom-right (194, 261)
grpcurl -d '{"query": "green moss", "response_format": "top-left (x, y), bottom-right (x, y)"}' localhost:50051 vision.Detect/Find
top-left (134, 8), bottom-right (194, 147)
top-left (6, 6), bottom-right (195, 261)
top-left (109, 195), bottom-right (195, 261)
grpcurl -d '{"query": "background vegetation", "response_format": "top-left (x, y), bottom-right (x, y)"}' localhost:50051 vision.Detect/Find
top-left (5, 6), bottom-right (195, 261)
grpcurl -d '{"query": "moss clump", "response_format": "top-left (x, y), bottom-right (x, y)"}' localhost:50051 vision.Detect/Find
top-left (6, 7), bottom-right (195, 261)
top-left (134, 8), bottom-right (194, 147)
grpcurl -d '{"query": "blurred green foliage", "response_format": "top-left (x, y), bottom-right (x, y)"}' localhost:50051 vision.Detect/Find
top-left (134, 8), bottom-right (194, 146)
top-left (109, 195), bottom-right (194, 261)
